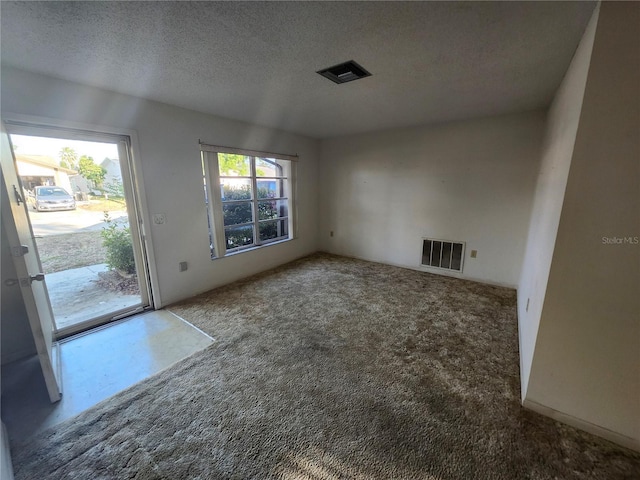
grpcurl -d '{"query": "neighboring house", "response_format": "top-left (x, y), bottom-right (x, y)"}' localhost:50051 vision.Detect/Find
top-left (71, 158), bottom-right (120, 195)
top-left (15, 154), bottom-right (75, 194)
top-left (69, 174), bottom-right (92, 195)
top-left (100, 157), bottom-right (122, 186)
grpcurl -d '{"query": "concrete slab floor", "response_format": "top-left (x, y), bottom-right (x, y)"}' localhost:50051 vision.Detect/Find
top-left (1, 310), bottom-right (214, 446)
top-left (47, 263), bottom-right (141, 330)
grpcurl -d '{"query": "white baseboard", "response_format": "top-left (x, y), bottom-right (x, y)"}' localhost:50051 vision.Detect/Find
top-left (523, 399), bottom-right (640, 453)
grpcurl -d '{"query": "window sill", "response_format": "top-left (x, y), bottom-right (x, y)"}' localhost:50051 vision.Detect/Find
top-left (211, 237), bottom-right (294, 260)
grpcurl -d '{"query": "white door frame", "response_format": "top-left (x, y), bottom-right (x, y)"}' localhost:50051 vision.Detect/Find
top-left (2, 113), bottom-right (162, 313)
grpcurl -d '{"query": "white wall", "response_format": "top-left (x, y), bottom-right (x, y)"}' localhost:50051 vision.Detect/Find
top-left (1, 68), bottom-right (320, 307)
top-left (517, 6), bottom-right (598, 399)
top-left (319, 112), bottom-right (545, 287)
top-left (525, 2), bottom-right (640, 450)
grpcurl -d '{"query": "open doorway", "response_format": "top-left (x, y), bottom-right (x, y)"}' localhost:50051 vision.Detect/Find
top-left (6, 125), bottom-right (152, 338)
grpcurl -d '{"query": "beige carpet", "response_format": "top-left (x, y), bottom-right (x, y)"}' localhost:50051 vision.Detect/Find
top-left (12, 253), bottom-right (640, 479)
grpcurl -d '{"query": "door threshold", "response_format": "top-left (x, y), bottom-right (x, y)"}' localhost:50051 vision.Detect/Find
top-left (55, 305), bottom-right (149, 340)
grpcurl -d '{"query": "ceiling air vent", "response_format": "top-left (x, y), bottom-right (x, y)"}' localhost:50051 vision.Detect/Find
top-left (317, 60), bottom-right (371, 84)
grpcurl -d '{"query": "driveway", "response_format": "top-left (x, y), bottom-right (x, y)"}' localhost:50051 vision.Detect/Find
top-left (28, 208), bottom-right (128, 237)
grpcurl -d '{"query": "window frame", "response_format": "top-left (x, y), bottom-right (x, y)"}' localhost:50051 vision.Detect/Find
top-left (201, 145), bottom-right (297, 259)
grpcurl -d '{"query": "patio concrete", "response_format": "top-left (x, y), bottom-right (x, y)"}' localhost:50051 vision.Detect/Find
top-left (46, 264), bottom-right (141, 330)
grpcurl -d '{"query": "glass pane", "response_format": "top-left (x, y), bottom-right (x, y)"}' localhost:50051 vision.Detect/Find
top-left (259, 219), bottom-right (288, 242)
top-left (256, 157), bottom-right (284, 177)
top-left (441, 242), bottom-right (452, 269)
top-left (422, 240), bottom-right (432, 265)
top-left (222, 202), bottom-right (253, 226)
top-left (451, 243), bottom-right (463, 271)
top-left (256, 178), bottom-right (284, 199)
top-left (258, 199), bottom-right (288, 221)
top-left (218, 153), bottom-right (250, 177)
top-left (11, 133), bottom-right (144, 334)
top-left (430, 241), bottom-right (442, 267)
top-left (220, 178), bottom-right (252, 201)
top-left (225, 225), bottom-right (254, 250)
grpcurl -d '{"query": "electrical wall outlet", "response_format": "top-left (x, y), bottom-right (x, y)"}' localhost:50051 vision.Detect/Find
top-left (179, 261), bottom-right (188, 272)
top-left (153, 213), bottom-right (166, 225)
top-left (470, 250), bottom-right (477, 258)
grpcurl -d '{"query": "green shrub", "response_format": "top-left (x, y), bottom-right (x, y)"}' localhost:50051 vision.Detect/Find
top-left (221, 185), bottom-right (281, 248)
top-left (101, 212), bottom-right (135, 274)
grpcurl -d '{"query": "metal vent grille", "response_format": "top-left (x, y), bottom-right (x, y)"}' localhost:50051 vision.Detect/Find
top-left (422, 238), bottom-right (465, 272)
top-left (317, 60), bottom-right (372, 84)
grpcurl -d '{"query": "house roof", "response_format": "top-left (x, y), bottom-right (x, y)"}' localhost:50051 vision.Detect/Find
top-left (0, 1), bottom-right (597, 139)
top-left (100, 157), bottom-right (118, 168)
top-left (15, 154), bottom-right (78, 175)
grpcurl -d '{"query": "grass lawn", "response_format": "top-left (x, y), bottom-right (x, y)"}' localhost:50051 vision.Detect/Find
top-left (78, 198), bottom-right (127, 212)
top-left (35, 230), bottom-right (106, 274)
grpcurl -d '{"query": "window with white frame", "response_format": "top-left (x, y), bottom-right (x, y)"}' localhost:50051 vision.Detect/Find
top-left (201, 145), bottom-right (296, 258)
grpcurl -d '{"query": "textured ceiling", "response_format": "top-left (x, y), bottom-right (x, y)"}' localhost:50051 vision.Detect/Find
top-left (1, 1), bottom-right (596, 139)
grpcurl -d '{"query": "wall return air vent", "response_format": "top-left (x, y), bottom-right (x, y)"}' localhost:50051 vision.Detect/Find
top-left (317, 60), bottom-right (372, 84)
top-left (421, 238), bottom-right (465, 272)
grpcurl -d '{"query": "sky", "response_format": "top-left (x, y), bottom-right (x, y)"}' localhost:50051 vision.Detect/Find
top-left (10, 134), bottom-right (118, 164)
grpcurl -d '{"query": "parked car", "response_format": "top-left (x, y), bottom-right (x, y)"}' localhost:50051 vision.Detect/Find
top-left (29, 186), bottom-right (76, 212)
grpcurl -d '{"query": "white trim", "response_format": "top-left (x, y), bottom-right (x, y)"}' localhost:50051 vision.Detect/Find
top-left (523, 399), bottom-right (640, 453)
top-left (199, 142), bottom-right (298, 162)
top-left (117, 139), bottom-right (151, 307)
top-left (290, 160), bottom-right (298, 239)
top-left (202, 151), bottom-right (227, 257)
top-left (54, 305), bottom-right (147, 340)
top-left (4, 113), bottom-right (130, 143)
top-left (250, 156), bottom-right (259, 245)
top-left (123, 130), bottom-right (161, 309)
